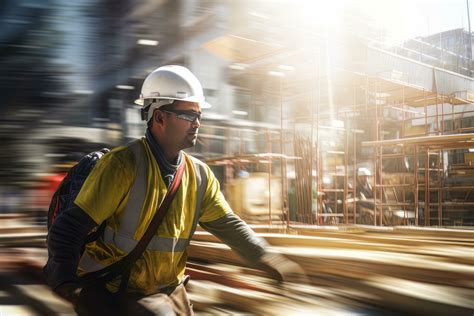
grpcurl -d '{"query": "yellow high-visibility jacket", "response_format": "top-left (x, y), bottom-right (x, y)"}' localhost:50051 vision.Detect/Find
top-left (75, 138), bottom-right (232, 294)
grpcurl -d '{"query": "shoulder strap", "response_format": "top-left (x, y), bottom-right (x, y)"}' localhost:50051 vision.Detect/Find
top-left (79, 158), bottom-right (186, 287)
top-left (125, 159), bottom-right (186, 262)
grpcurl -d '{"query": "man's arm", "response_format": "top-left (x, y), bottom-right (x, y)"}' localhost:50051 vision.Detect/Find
top-left (199, 213), bottom-right (268, 262)
top-left (198, 164), bottom-right (307, 283)
top-left (199, 213), bottom-right (308, 283)
top-left (45, 204), bottom-right (98, 299)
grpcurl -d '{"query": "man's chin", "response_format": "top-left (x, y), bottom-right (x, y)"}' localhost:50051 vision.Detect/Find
top-left (183, 139), bottom-right (197, 149)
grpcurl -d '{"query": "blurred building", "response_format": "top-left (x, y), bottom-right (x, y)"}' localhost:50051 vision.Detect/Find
top-left (0, 0), bottom-right (473, 226)
top-left (393, 28), bottom-right (473, 77)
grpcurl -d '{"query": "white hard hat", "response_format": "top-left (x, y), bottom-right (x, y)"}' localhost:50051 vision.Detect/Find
top-left (357, 167), bottom-right (371, 176)
top-left (135, 65), bottom-right (211, 121)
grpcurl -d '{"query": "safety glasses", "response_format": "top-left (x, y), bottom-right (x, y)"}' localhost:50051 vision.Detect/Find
top-left (162, 109), bottom-right (202, 122)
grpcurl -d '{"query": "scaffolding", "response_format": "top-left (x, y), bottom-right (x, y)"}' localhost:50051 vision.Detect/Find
top-left (199, 31), bottom-right (473, 228)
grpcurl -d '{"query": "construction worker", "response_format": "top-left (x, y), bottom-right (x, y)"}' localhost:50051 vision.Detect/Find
top-left (354, 167), bottom-right (374, 224)
top-left (356, 167), bottom-right (373, 200)
top-left (355, 167), bottom-right (394, 225)
top-left (45, 65), bottom-right (306, 315)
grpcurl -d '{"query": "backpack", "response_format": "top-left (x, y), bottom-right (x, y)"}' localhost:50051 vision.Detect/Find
top-left (47, 148), bottom-right (110, 243)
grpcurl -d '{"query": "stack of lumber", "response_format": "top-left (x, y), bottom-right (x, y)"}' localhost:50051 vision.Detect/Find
top-left (1, 214), bottom-right (472, 315)
top-left (188, 226), bottom-right (474, 315)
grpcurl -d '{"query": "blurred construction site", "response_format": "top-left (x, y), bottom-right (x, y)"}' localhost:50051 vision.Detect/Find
top-left (1, 0), bottom-right (473, 315)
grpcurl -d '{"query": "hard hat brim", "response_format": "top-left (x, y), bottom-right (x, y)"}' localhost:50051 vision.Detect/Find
top-left (135, 97), bottom-right (211, 109)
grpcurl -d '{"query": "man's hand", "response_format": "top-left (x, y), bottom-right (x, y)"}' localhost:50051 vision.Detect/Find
top-left (54, 282), bottom-right (82, 304)
top-left (260, 252), bottom-right (309, 284)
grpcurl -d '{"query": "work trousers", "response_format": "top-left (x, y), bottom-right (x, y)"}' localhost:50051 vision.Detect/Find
top-left (74, 283), bottom-right (193, 316)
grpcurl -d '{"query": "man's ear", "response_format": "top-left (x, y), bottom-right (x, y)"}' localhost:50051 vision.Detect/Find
top-left (154, 110), bottom-right (164, 124)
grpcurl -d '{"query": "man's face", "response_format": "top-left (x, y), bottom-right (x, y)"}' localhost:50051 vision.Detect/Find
top-left (358, 175), bottom-right (368, 185)
top-left (161, 101), bottom-right (201, 150)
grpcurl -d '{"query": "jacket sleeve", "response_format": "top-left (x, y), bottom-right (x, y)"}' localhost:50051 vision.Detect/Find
top-left (199, 214), bottom-right (309, 284)
top-left (199, 213), bottom-right (269, 264)
top-left (44, 204), bottom-right (98, 289)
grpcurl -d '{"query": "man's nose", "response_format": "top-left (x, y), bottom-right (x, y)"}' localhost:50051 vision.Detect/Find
top-left (191, 117), bottom-right (201, 128)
